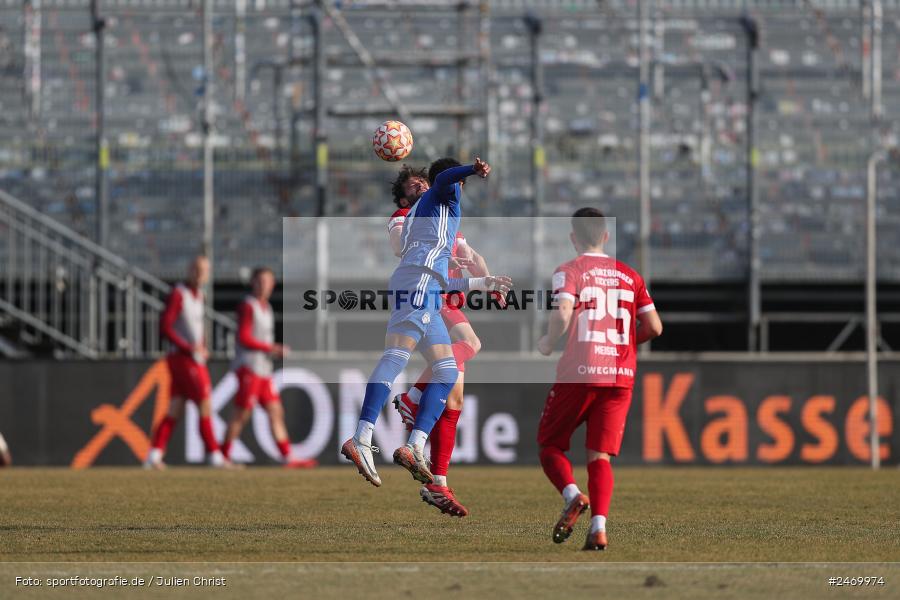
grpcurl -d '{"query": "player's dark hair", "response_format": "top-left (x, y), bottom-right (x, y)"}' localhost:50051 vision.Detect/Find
top-left (250, 266), bottom-right (274, 282)
top-left (391, 164), bottom-right (427, 207)
top-left (428, 157), bottom-right (461, 185)
top-left (571, 207), bottom-right (607, 247)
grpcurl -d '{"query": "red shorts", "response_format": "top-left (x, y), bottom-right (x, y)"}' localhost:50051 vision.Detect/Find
top-left (440, 301), bottom-right (470, 329)
top-left (233, 366), bottom-right (280, 410)
top-left (166, 353), bottom-right (211, 402)
top-left (537, 383), bottom-right (633, 456)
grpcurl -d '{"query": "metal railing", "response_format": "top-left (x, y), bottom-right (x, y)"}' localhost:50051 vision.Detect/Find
top-left (0, 189), bottom-right (235, 359)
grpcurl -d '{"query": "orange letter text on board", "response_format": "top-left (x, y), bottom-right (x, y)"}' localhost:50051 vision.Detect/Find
top-left (643, 373), bottom-right (695, 462)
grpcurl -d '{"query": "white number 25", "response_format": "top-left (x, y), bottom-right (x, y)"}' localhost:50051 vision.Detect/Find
top-left (576, 287), bottom-right (634, 345)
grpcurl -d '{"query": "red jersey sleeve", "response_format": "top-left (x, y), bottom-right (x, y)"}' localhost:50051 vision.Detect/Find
top-left (160, 288), bottom-right (192, 353)
top-left (237, 301), bottom-right (274, 352)
top-left (388, 208), bottom-right (408, 232)
top-left (634, 273), bottom-right (655, 315)
top-left (551, 263), bottom-right (578, 304)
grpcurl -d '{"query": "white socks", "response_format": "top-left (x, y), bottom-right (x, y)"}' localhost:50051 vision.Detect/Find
top-left (407, 387), bottom-right (423, 404)
top-left (356, 420), bottom-right (374, 446)
top-left (562, 483), bottom-right (581, 505)
top-left (407, 429), bottom-right (428, 450)
top-left (433, 475), bottom-right (447, 487)
top-left (591, 515), bottom-right (606, 533)
top-left (147, 448), bottom-right (163, 464)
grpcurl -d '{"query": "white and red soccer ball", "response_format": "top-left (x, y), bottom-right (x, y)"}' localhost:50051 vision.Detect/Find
top-left (372, 120), bottom-right (414, 161)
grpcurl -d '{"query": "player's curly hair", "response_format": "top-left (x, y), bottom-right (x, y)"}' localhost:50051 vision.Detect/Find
top-left (428, 157), bottom-right (461, 185)
top-left (391, 164), bottom-right (428, 207)
top-left (571, 207), bottom-right (607, 246)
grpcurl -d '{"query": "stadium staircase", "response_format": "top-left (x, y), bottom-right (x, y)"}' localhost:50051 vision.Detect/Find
top-left (0, 189), bottom-right (235, 359)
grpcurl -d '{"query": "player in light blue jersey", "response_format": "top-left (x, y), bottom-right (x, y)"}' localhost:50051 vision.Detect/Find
top-left (341, 157), bottom-right (511, 487)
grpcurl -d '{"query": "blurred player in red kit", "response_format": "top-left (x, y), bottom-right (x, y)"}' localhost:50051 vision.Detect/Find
top-left (387, 165), bottom-right (492, 517)
top-left (145, 255), bottom-right (229, 469)
top-left (537, 208), bottom-right (663, 550)
top-left (220, 267), bottom-right (315, 468)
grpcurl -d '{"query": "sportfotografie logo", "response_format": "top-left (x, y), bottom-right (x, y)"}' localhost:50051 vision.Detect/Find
top-left (299, 288), bottom-right (597, 312)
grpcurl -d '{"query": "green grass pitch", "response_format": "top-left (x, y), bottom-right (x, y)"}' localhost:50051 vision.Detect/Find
top-left (1, 466), bottom-right (898, 598)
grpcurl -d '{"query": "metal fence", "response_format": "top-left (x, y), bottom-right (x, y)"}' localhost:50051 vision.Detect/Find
top-left (0, 188), bottom-right (235, 358)
top-left (1, 0), bottom-right (899, 282)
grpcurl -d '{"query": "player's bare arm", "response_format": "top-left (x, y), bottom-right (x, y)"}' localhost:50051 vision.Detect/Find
top-left (389, 225), bottom-right (404, 257)
top-left (636, 310), bottom-right (663, 344)
top-left (467, 248), bottom-right (490, 277)
top-left (537, 297), bottom-right (575, 356)
top-left (455, 241), bottom-right (490, 277)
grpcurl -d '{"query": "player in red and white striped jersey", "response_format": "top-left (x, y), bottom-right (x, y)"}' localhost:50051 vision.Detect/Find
top-left (145, 255), bottom-right (229, 469)
top-left (536, 208), bottom-right (663, 551)
top-left (220, 267), bottom-right (316, 468)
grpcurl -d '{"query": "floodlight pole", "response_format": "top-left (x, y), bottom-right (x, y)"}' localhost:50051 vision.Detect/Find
top-left (637, 0), bottom-right (651, 287)
top-left (310, 7), bottom-right (328, 351)
top-left (865, 150), bottom-right (885, 470)
top-left (871, 0), bottom-right (883, 119)
top-left (91, 0), bottom-right (108, 249)
top-left (526, 12), bottom-right (544, 350)
top-left (741, 15), bottom-right (761, 352)
top-left (24, 0), bottom-right (42, 120)
top-left (861, 0), bottom-right (871, 100)
top-left (202, 0), bottom-right (215, 312)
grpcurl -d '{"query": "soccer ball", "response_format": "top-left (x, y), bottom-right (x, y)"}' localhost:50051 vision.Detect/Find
top-left (373, 120), bottom-right (413, 161)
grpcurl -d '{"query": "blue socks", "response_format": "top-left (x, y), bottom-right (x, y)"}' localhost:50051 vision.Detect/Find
top-left (411, 357), bottom-right (459, 438)
top-left (359, 348), bottom-right (412, 425)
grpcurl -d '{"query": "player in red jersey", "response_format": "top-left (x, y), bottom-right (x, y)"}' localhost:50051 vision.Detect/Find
top-left (220, 267), bottom-right (316, 469)
top-left (386, 165), bottom-right (490, 517)
top-left (537, 208), bottom-right (663, 551)
top-left (145, 255), bottom-right (229, 469)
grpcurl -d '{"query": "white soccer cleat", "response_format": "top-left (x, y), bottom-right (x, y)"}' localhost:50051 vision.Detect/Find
top-left (143, 448), bottom-right (166, 470)
top-left (393, 443), bottom-right (434, 484)
top-left (341, 437), bottom-right (382, 487)
top-left (208, 450), bottom-right (238, 469)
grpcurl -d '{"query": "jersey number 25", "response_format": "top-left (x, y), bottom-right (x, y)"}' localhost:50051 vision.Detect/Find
top-left (576, 287), bottom-right (634, 346)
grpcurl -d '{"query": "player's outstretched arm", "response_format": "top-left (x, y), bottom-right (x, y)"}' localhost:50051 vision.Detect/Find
top-left (446, 275), bottom-right (512, 295)
top-left (636, 309), bottom-right (663, 344)
top-left (462, 243), bottom-right (491, 277)
top-left (433, 164), bottom-right (477, 191)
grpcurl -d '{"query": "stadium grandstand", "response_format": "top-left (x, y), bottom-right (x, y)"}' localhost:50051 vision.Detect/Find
top-left (1, 0), bottom-right (900, 357)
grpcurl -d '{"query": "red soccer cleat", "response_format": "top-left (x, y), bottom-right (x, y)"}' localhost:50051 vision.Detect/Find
top-left (392, 393), bottom-right (418, 431)
top-left (552, 493), bottom-right (590, 544)
top-left (284, 458), bottom-right (318, 469)
top-left (420, 484), bottom-right (469, 517)
top-left (582, 529), bottom-right (608, 551)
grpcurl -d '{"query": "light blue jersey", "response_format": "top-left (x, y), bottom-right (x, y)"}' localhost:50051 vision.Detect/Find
top-left (398, 164), bottom-right (475, 285)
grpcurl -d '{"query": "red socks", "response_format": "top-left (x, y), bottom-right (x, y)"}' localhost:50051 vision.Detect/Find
top-left (429, 408), bottom-right (461, 477)
top-left (587, 458), bottom-right (614, 517)
top-left (539, 446), bottom-right (576, 494)
top-left (151, 415), bottom-right (176, 451)
top-left (277, 439), bottom-right (291, 460)
top-left (199, 416), bottom-right (219, 453)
